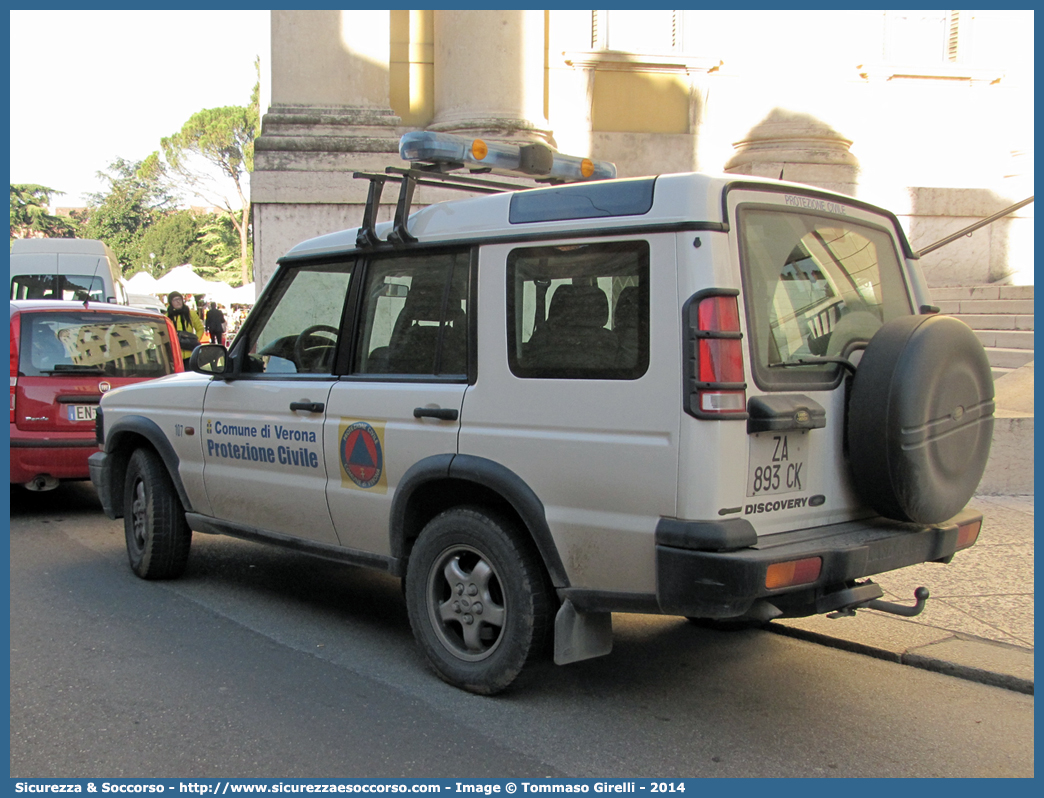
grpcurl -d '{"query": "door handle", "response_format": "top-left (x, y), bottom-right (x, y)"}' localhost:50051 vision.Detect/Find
top-left (290, 401), bottom-right (325, 413)
top-left (413, 407), bottom-right (459, 421)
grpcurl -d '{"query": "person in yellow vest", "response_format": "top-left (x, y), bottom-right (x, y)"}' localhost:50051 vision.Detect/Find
top-left (166, 291), bottom-right (205, 363)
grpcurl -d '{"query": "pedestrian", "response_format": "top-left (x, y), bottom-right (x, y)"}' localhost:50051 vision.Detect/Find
top-left (205, 301), bottom-right (227, 347)
top-left (166, 290), bottom-right (205, 363)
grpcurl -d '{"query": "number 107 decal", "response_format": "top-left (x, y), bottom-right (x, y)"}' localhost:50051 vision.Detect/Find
top-left (746, 431), bottom-right (809, 497)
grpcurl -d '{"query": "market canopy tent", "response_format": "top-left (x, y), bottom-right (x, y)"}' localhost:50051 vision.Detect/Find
top-left (229, 283), bottom-right (256, 304)
top-left (122, 271), bottom-right (161, 293)
top-left (153, 264), bottom-right (219, 295)
top-left (203, 281), bottom-right (235, 306)
top-left (146, 266), bottom-right (255, 306)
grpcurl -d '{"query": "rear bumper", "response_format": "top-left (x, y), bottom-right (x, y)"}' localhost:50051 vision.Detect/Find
top-left (656, 508), bottom-right (982, 618)
top-left (9, 430), bottom-right (100, 483)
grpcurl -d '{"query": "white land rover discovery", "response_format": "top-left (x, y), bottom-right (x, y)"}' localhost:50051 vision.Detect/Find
top-left (90, 132), bottom-right (994, 694)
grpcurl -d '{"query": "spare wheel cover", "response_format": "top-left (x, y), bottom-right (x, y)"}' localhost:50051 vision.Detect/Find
top-left (846, 314), bottom-right (995, 524)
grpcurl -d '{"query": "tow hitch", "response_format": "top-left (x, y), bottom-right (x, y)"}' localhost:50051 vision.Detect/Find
top-left (822, 582), bottom-right (931, 618)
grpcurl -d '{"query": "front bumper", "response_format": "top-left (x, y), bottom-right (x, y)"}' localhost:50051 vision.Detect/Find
top-left (657, 507), bottom-right (981, 618)
top-left (88, 450), bottom-right (118, 518)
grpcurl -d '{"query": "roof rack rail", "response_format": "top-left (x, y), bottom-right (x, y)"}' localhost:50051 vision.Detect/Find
top-left (352, 167), bottom-right (520, 247)
top-left (351, 132), bottom-right (617, 248)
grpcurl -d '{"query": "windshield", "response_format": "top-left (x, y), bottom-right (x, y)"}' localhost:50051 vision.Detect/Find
top-left (739, 207), bottom-right (912, 389)
top-left (18, 311), bottom-right (179, 378)
top-left (11, 273), bottom-right (108, 302)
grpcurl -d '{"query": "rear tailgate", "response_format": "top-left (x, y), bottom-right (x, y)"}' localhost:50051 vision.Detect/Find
top-left (13, 308), bottom-right (182, 433)
top-left (678, 188), bottom-right (922, 534)
top-left (734, 191), bottom-right (918, 532)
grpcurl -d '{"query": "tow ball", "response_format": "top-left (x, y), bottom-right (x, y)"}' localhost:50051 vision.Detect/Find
top-left (827, 585), bottom-right (930, 619)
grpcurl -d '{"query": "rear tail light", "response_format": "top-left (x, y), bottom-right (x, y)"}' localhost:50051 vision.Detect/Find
top-left (685, 290), bottom-right (747, 418)
top-left (955, 518), bottom-right (981, 551)
top-left (10, 312), bottom-right (21, 423)
top-left (765, 557), bottom-right (822, 590)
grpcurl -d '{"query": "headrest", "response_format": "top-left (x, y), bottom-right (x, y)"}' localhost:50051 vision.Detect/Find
top-left (547, 285), bottom-right (609, 328)
top-left (614, 286), bottom-right (639, 327)
top-left (402, 285), bottom-right (446, 322)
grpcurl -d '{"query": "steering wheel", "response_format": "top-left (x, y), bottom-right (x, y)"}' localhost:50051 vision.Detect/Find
top-left (293, 324), bottom-right (339, 373)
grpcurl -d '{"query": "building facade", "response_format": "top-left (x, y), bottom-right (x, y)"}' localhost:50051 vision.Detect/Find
top-left (252, 9), bottom-right (1034, 289)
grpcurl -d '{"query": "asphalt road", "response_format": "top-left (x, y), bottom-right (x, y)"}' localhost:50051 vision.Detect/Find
top-left (10, 483), bottom-right (1035, 778)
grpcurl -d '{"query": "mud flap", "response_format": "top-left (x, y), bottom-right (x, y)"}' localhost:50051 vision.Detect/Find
top-left (554, 599), bottom-right (613, 665)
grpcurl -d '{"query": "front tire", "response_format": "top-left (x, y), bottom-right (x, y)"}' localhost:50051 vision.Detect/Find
top-left (405, 508), bottom-right (554, 695)
top-left (123, 448), bottom-right (191, 579)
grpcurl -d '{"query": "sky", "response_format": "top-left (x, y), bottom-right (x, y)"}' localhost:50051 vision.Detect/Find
top-left (9, 9), bottom-right (270, 208)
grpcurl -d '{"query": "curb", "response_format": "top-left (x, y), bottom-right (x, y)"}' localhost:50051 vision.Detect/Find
top-left (767, 623), bottom-right (1034, 695)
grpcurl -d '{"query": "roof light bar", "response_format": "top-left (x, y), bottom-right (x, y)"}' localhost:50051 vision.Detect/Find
top-left (399, 131), bottom-right (617, 182)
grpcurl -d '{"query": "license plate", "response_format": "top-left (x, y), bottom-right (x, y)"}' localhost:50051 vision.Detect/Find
top-left (747, 431), bottom-right (809, 497)
top-left (68, 404), bottom-right (98, 422)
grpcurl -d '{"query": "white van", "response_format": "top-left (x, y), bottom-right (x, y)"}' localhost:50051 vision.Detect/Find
top-left (10, 238), bottom-right (127, 305)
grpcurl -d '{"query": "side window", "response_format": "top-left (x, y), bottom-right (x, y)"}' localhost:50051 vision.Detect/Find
top-left (241, 262), bottom-right (353, 375)
top-left (354, 251), bottom-right (470, 378)
top-left (11, 274), bottom-right (58, 300)
top-left (60, 274), bottom-right (107, 302)
top-left (507, 240), bottom-right (650, 379)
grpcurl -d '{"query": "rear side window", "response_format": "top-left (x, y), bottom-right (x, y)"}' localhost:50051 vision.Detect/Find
top-left (738, 207), bottom-right (912, 389)
top-left (11, 274), bottom-right (107, 301)
top-left (509, 178), bottom-right (655, 224)
top-left (507, 240), bottom-right (649, 379)
top-left (18, 311), bottom-right (180, 378)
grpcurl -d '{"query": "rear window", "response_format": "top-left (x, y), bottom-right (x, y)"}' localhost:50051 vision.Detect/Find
top-left (11, 274), bottom-right (108, 302)
top-left (738, 206), bottom-right (912, 390)
top-left (18, 311), bottom-right (180, 378)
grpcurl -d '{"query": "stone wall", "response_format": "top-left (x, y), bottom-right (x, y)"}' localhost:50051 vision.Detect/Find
top-left (252, 11), bottom-right (1034, 290)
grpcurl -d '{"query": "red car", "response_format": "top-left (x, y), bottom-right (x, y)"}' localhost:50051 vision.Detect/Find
top-left (10, 300), bottom-right (184, 490)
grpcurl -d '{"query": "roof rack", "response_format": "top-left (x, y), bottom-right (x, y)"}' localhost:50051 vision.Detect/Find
top-left (351, 166), bottom-right (519, 248)
top-left (352, 132), bottom-right (617, 248)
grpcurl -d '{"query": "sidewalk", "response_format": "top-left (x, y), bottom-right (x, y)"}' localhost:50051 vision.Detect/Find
top-left (768, 493), bottom-right (1035, 694)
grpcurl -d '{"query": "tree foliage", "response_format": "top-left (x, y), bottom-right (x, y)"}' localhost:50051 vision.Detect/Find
top-left (79, 158), bottom-right (176, 273)
top-left (152, 64), bottom-right (258, 285)
top-left (198, 214), bottom-right (251, 286)
top-left (10, 184), bottom-right (79, 239)
top-left (138, 210), bottom-right (218, 278)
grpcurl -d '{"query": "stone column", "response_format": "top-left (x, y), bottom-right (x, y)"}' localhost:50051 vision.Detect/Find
top-left (252, 10), bottom-right (403, 289)
top-left (724, 109), bottom-right (859, 197)
top-left (430, 10), bottom-right (553, 146)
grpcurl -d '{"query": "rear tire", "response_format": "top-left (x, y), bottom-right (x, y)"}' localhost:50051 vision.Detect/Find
top-left (405, 507), bottom-right (554, 695)
top-left (123, 448), bottom-right (191, 579)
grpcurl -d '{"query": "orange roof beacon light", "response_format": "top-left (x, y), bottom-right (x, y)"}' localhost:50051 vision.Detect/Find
top-left (399, 131), bottom-right (617, 182)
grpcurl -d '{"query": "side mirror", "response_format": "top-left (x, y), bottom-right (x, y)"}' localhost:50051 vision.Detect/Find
top-left (190, 344), bottom-right (232, 377)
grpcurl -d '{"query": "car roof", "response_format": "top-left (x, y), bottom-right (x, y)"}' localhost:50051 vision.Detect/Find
top-left (279, 171), bottom-right (887, 263)
top-left (282, 173), bottom-right (731, 260)
top-left (9, 299), bottom-right (164, 318)
top-left (9, 238), bottom-right (112, 255)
